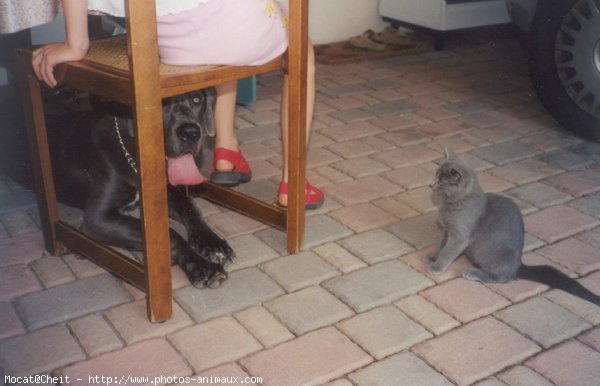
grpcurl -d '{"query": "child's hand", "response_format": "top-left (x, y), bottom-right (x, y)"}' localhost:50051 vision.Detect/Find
top-left (32, 41), bottom-right (88, 88)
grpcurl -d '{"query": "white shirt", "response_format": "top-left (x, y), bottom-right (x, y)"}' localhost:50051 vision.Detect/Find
top-left (87, 0), bottom-right (211, 17)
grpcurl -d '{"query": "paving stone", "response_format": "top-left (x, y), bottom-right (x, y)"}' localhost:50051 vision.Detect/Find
top-left (536, 238), bottom-right (600, 275)
top-left (195, 363), bottom-right (251, 382)
top-left (372, 196), bottom-right (421, 220)
top-left (337, 305), bottom-right (432, 359)
top-left (59, 338), bottom-right (191, 384)
top-left (331, 157), bottom-right (390, 179)
top-left (495, 297), bottom-right (590, 348)
top-left (507, 182), bottom-right (571, 208)
top-left (537, 149), bottom-right (595, 171)
top-left (15, 274), bottom-right (131, 331)
top-left (326, 139), bottom-right (377, 159)
top-left (323, 175), bottom-right (403, 207)
top-left (497, 365), bottom-right (555, 386)
top-left (544, 168), bottom-right (600, 197)
top-left (376, 129), bottom-right (429, 147)
top-left (476, 172), bottom-right (515, 193)
top-left (524, 205), bottom-right (599, 243)
top-left (0, 263), bottom-right (41, 301)
top-left (363, 100), bottom-right (418, 117)
top-left (206, 210), bottom-right (267, 239)
top-left (371, 145), bottom-right (441, 169)
top-left (544, 286), bottom-right (600, 325)
top-left (318, 120), bottom-right (385, 142)
top-left (62, 253), bottom-right (107, 278)
top-left (483, 275), bottom-right (548, 304)
top-left (577, 229), bottom-right (600, 248)
top-left (265, 286), bottom-right (354, 335)
top-left (383, 165), bottom-right (435, 190)
top-left (386, 211), bottom-right (441, 249)
top-left (447, 98), bottom-right (495, 115)
top-left (260, 251), bottom-right (339, 292)
top-left (0, 325), bottom-right (85, 377)
top-left (489, 159), bottom-right (561, 185)
top-left (329, 203), bottom-right (398, 233)
top-left (414, 317), bottom-right (540, 386)
top-left (323, 379), bottom-right (354, 386)
top-left (421, 278), bottom-right (511, 323)
top-left (474, 377), bottom-right (508, 386)
top-left (526, 340), bottom-right (600, 386)
top-left (169, 316), bottom-right (262, 373)
top-left (105, 299), bottom-right (193, 344)
top-left (349, 352), bottom-right (453, 386)
top-left (393, 186), bottom-right (438, 213)
top-left (30, 255), bottom-right (76, 288)
top-left (578, 325), bottom-right (600, 350)
top-left (339, 229), bottom-right (413, 264)
top-left (570, 193), bottom-right (600, 218)
top-left (234, 306), bottom-right (294, 348)
top-left (175, 267), bottom-right (283, 323)
top-left (470, 142), bottom-right (539, 166)
top-left (323, 260), bottom-right (433, 312)
top-left (1, 211), bottom-right (39, 236)
top-left (416, 118), bottom-right (474, 138)
top-left (226, 234), bottom-right (280, 271)
top-left (312, 243), bottom-right (367, 273)
top-left (241, 327), bottom-right (372, 386)
top-left (68, 313), bottom-right (123, 357)
top-left (0, 301), bottom-right (25, 339)
top-left (394, 295), bottom-right (460, 335)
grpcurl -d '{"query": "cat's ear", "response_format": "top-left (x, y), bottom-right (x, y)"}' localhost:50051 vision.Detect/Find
top-left (445, 148), bottom-right (458, 160)
top-left (450, 168), bottom-right (462, 183)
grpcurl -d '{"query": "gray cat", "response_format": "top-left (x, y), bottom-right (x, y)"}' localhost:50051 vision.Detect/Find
top-left (427, 149), bottom-right (599, 306)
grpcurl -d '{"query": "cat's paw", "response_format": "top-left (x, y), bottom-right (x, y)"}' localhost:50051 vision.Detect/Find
top-left (427, 262), bottom-right (445, 275)
top-left (423, 254), bottom-right (437, 263)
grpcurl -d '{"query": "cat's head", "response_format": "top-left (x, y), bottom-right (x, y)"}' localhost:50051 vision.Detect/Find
top-left (430, 148), bottom-right (481, 200)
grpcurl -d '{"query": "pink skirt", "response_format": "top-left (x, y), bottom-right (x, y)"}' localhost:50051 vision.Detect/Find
top-left (157, 0), bottom-right (288, 66)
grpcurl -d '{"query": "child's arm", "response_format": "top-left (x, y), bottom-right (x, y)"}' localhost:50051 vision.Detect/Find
top-left (32, 0), bottom-right (90, 87)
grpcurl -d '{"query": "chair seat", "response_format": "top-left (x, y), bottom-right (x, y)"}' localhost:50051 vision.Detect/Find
top-left (57, 35), bottom-right (285, 103)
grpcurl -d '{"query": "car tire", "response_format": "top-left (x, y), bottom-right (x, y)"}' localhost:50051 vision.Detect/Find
top-left (528, 0), bottom-right (600, 142)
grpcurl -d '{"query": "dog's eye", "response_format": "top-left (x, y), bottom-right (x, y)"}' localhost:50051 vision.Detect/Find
top-left (192, 97), bottom-right (201, 104)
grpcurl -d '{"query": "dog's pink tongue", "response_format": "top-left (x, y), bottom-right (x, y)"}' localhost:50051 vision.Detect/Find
top-left (167, 154), bottom-right (207, 186)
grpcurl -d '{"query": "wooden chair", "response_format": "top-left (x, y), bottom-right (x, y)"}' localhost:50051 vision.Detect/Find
top-left (15, 0), bottom-right (309, 322)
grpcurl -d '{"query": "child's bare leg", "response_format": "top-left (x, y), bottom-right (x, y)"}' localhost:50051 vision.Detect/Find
top-left (214, 81), bottom-right (239, 172)
top-left (278, 41), bottom-right (316, 206)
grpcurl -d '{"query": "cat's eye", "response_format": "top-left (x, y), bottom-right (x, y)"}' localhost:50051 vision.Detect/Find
top-left (192, 97), bottom-right (201, 104)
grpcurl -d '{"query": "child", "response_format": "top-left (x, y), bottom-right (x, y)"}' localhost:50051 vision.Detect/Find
top-left (32, 0), bottom-right (324, 209)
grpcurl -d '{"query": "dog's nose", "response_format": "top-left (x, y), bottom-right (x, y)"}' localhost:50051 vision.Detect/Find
top-left (176, 124), bottom-right (200, 142)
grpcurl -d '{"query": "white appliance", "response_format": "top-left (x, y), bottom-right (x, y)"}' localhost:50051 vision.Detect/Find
top-left (379, 0), bottom-right (511, 49)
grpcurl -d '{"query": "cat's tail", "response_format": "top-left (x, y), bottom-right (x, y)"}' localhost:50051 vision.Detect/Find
top-left (518, 265), bottom-right (600, 306)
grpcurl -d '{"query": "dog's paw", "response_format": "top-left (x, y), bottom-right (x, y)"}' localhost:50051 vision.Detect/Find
top-left (186, 261), bottom-right (229, 289)
top-left (190, 235), bottom-right (236, 265)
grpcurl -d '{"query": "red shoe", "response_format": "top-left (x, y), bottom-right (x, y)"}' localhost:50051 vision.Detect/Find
top-left (278, 180), bottom-right (324, 210)
top-left (210, 148), bottom-right (252, 187)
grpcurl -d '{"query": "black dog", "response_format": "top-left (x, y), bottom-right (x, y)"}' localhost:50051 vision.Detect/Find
top-left (48, 88), bottom-right (234, 288)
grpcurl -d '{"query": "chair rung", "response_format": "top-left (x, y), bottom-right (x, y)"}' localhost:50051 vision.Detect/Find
top-left (55, 221), bottom-right (146, 289)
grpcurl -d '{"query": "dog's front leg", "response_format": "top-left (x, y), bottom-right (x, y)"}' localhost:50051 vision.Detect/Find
top-left (84, 186), bottom-right (228, 288)
top-left (168, 187), bottom-right (235, 265)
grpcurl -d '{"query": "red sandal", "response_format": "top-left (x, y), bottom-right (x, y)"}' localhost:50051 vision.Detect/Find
top-left (278, 180), bottom-right (324, 210)
top-left (210, 148), bottom-right (252, 187)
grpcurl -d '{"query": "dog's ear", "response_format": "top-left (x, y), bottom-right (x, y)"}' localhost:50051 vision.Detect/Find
top-left (202, 87), bottom-right (216, 137)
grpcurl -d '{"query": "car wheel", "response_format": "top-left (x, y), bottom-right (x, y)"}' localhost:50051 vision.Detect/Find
top-left (529, 0), bottom-right (600, 141)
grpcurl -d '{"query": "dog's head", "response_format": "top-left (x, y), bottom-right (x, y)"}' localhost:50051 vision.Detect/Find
top-left (162, 88), bottom-right (216, 186)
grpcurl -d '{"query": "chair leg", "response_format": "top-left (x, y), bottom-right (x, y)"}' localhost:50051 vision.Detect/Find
top-left (17, 68), bottom-right (64, 256)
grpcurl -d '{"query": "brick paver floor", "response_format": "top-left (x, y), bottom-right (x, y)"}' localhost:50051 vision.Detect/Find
top-left (1, 27), bottom-right (599, 385)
